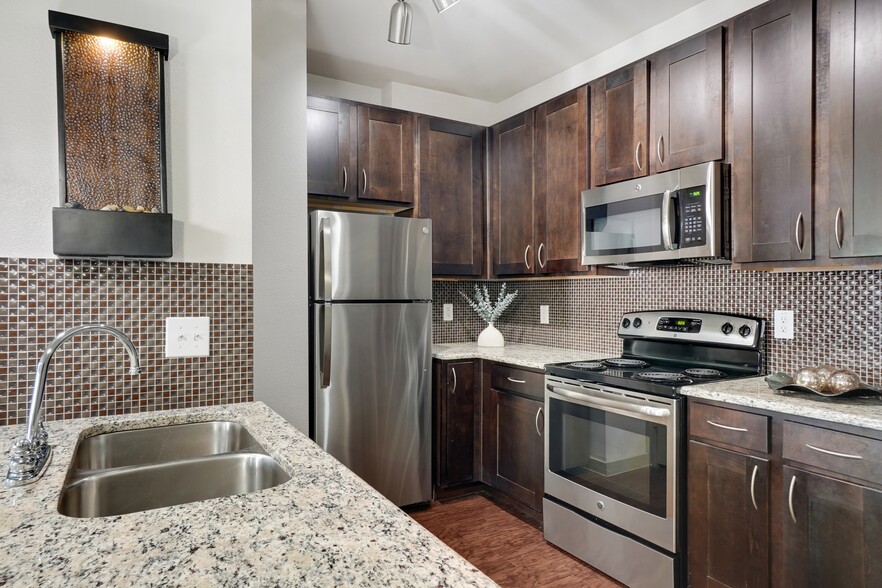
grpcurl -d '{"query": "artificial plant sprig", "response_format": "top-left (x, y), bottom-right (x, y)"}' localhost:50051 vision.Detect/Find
top-left (459, 283), bottom-right (518, 324)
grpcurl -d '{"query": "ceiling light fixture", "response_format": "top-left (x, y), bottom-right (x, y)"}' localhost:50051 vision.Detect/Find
top-left (388, 0), bottom-right (412, 45)
top-left (431, 0), bottom-right (460, 13)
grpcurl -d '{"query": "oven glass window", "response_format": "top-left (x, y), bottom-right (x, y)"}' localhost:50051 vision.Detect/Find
top-left (585, 193), bottom-right (665, 255)
top-left (548, 396), bottom-right (668, 517)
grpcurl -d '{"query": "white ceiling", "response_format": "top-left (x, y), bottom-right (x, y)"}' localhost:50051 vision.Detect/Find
top-left (306, 0), bottom-right (706, 103)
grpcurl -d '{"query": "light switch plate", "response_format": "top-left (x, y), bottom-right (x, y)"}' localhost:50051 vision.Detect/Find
top-left (774, 310), bottom-right (794, 339)
top-left (165, 317), bottom-right (210, 357)
top-left (540, 305), bottom-right (550, 324)
top-left (443, 304), bottom-right (453, 321)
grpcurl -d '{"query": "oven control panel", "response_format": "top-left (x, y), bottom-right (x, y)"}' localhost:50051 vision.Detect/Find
top-left (618, 310), bottom-right (764, 348)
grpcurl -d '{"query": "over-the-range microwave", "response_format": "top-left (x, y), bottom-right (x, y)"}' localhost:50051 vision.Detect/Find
top-left (581, 161), bottom-right (727, 267)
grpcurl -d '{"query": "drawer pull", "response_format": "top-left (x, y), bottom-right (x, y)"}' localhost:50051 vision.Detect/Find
top-left (804, 443), bottom-right (863, 460)
top-left (750, 464), bottom-right (758, 511)
top-left (706, 420), bottom-right (748, 433)
top-left (788, 475), bottom-right (797, 524)
top-left (507, 377), bottom-right (526, 384)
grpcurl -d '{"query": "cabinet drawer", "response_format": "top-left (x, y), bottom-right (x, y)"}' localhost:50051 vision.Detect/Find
top-left (689, 402), bottom-right (770, 453)
top-left (783, 421), bottom-right (882, 484)
top-left (490, 364), bottom-right (544, 401)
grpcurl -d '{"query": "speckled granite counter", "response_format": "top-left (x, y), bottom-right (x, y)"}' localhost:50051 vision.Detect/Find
top-left (682, 377), bottom-right (882, 431)
top-left (432, 342), bottom-right (600, 370)
top-left (0, 402), bottom-right (495, 587)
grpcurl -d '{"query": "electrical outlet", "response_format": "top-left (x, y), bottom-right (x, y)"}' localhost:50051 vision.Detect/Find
top-left (443, 304), bottom-right (453, 321)
top-left (165, 317), bottom-right (210, 357)
top-left (774, 310), bottom-right (794, 339)
top-left (540, 305), bottom-right (550, 324)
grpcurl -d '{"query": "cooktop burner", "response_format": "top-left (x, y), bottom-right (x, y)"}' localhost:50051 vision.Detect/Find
top-left (682, 367), bottom-right (726, 378)
top-left (567, 361), bottom-right (605, 371)
top-left (603, 358), bottom-right (648, 368)
top-left (632, 371), bottom-right (693, 384)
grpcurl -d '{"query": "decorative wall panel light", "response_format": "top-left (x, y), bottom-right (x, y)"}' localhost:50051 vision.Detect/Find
top-left (48, 11), bottom-right (173, 258)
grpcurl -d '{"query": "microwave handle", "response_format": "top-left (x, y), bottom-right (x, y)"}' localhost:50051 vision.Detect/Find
top-left (661, 189), bottom-right (678, 251)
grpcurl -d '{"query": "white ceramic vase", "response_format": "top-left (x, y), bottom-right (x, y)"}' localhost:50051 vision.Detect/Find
top-left (477, 323), bottom-right (505, 347)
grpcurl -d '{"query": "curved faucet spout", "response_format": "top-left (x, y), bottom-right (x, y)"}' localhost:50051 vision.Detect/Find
top-left (6, 324), bottom-right (141, 487)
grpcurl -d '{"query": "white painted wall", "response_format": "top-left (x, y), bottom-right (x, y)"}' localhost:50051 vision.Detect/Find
top-left (306, 0), bottom-right (768, 126)
top-left (0, 0), bottom-right (252, 263)
top-left (252, 0), bottom-right (310, 432)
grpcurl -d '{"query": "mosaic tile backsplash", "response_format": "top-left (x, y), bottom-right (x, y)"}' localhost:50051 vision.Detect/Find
top-left (434, 265), bottom-right (882, 387)
top-left (0, 258), bottom-right (253, 427)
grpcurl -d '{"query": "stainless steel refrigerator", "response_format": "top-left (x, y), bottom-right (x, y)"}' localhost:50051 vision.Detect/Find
top-left (308, 210), bottom-right (432, 506)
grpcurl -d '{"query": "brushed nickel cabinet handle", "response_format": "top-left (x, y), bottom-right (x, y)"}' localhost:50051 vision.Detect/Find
top-left (656, 134), bottom-right (665, 166)
top-left (706, 420), bottom-right (748, 433)
top-left (342, 167), bottom-right (348, 194)
top-left (451, 367), bottom-right (457, 395)
top-left (524, 244), bottom-right (533, 270)
top-left (788, 475), bottom-right (797, 524)
top-left (795, 213), bottom-right (805, 252)
top-left (361, 169), bottom-right (367, 194)
top-left (537, 243), bottom-right (546, 269)
top-left (535, 407), bottom-right (543, 436)
top-left (750, 464), bottom-right (759, 511)
top-left (835, 207), bottom-right (844, 250)
top-left (805, 443), bottom-right (863, 460)
top-left (635, 141), bottom-right (644, 172)
top-left (507, 377), bottom-right (526, 384)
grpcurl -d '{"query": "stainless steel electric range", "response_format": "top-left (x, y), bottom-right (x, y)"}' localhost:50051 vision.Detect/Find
top-left (543, 310), bottom-right (765, 588)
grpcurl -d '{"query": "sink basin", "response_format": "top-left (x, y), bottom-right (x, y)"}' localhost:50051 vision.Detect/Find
top-left (57, 421), bottom-right (291, 518)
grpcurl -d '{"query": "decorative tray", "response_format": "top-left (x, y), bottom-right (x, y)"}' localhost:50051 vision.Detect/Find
top-left (765, 372), bottom-right (882, 398)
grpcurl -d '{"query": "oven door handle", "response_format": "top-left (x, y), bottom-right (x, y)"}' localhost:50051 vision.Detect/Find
top-left (549, 385), bottom-right (671, 418)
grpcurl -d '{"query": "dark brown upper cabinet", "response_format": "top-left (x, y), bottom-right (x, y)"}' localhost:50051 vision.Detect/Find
top-left (534, 87), bottom-right (591, 274)
top-left (490, 111), bottom-right (536, 276)
top-left (828, 0), bottom-right (882, 258)
top-left (307, 97), bottom-right (415, 205)
top-left (650, 27), bottom-right (724, 174)
top-left (358, 105), bottom-right (416, 204)
top-left (590, 60), bottom-right (649, 187)
top-left (307, 96), bottom-right (357, 199)
top-left (731, 0), bottom-right (814, 264)
top-left (418, 117), bottom-right (485, 277)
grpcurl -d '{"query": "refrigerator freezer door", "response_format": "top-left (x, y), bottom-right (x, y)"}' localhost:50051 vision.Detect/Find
top-left (313, 302), bottom-right (432, 506)
top-left (310, 211), bottom-right (432, 302)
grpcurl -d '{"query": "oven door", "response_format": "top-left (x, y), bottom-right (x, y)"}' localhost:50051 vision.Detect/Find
top-left (544, 377), bottom-right (679, 552)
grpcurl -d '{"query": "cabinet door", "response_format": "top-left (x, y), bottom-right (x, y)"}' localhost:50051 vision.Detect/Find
top-left (650, 27), bottom-right (723, 174)
top-left (357, 105), bottom-right (415, 203)
top-left (687, 441), bottom-right (770, 588)
top-left (782, 466), bottom-right (882, 587)
top-left (490, 111), bottom-right (536, 276)
top-left (732, 0), bottom-right (814, 263)
top-left (535, 87), bottom-right (590, 274)
top-left (418, 117), bottom-right (485, 276)
top-left (590, 60), bottom-right (649, 187)
top-left (441, 361), bottom-right (476, 487)
top-left (828, 0), bottom-right (882, 257)
top-left (485, 388), bottom-right (544, 510)
top-left (307, 97), bottom-right (356, 198)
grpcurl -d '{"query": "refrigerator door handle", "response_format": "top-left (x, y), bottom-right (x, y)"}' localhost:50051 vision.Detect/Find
top-left (320, 305), bottom-right (332, 388)
top-left (319, 217), bottom-right (332, 299)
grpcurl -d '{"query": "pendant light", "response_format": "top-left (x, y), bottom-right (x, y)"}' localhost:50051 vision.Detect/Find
top-left (388, 0), bottom-right (412, 45)
top-left (431, 0), bottom-right (460, 13)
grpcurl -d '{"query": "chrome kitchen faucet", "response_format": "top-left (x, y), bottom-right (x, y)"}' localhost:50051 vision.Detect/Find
top-left (5, 325), bottom-right (141, 487)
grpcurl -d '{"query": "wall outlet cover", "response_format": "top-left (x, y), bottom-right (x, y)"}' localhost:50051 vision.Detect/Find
top-left (443, 303), bottom-right (453, 321)
top-left (165, 316), bottom-right (211, 358)
top-left (774, 310), bottom-right (794, 339)
top-left (540, 305), bottom-right (550, 324)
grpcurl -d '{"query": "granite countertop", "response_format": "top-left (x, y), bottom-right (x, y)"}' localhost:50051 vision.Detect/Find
top-left (682, 377), bottom-right (882, 432)
top-left (0, 402), bottom-right (495, 587)
top-left (432, 342), bottom-right (600, 370)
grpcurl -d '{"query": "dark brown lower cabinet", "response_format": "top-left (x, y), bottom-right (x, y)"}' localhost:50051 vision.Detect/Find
top-left (434, 360), bottom-right (477, 488)
top-left (782, 465), bottom-right (882, 588)
top-left (687, 441), bottom-right (770, 588)
top-left (484, 387), bottom-right (544, 511)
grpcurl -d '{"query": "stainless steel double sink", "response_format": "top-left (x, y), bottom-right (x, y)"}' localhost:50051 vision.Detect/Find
top-left (57, 421), bottom-right (291, 518)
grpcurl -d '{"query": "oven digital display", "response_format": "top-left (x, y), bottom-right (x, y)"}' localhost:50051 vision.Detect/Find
top-left (657, 317), bottom-right (702, 333)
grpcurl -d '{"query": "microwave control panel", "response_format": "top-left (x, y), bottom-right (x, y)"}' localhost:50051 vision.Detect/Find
top-left (678, 186), bottom-right (706, 248)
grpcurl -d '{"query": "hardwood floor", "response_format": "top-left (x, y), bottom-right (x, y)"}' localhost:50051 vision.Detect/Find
top-left (409, 495), bottom-right (624, 587)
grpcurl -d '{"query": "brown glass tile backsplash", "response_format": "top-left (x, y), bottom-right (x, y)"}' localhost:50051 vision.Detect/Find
top-left (434, 265), bottom-right (882, 387)
top-left (0, 258), bottom-right (253, 427)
